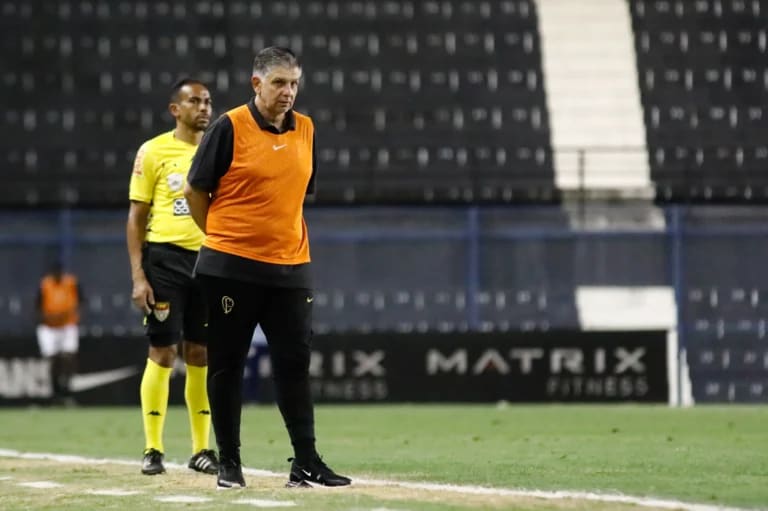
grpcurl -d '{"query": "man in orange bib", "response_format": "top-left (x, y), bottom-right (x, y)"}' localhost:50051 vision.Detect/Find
top-left (36, 261), bottom-right (82, 405)
top-left (185, 47), bottom-right (351, 490)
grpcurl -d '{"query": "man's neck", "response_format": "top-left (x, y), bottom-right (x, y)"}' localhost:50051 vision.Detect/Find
top-left (254, 97), bottom-right (285, 130)
top-left (174, 125), bottom-right (202, 145)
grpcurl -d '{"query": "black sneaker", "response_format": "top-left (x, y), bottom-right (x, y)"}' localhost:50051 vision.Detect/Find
top-left (286, 455), bottom-right (351, 487)
top-left (217, 458), bottom-right (246, 489)
top-left (141, 448), bottom-right (165, 475)
top-left (188, 449), bottom-right (219, 475)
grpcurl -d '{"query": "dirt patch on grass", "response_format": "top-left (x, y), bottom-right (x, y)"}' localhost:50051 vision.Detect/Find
top-left (0, 457), bottom-right (682, 511)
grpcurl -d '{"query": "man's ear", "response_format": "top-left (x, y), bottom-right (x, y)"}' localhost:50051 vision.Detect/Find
top-left (169, 103), bottom-right (180, 118)
top-left (251, 75), bottom-right (262, 95)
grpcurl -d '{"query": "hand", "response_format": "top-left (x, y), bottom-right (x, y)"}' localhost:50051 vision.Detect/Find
top-left (131, 276), bottom-right (155, 314)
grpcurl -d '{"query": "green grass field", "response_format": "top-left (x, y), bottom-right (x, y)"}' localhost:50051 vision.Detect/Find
top-left (0, 404), bottom-right (766, 510)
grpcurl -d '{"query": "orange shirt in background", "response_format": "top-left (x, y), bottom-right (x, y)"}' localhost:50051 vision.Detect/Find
top-left (39, 274), bottom-right (79, 327)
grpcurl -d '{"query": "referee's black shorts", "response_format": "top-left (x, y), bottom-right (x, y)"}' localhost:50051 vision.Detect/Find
top-left (142, 242), bottom-right (207, 347)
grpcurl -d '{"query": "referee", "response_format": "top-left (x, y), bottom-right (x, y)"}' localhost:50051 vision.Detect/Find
top-left (126, 78), bottom-right (218, 476)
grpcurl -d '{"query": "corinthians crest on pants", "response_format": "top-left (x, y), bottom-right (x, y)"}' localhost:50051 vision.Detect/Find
top-left (221, 296), bottom-right (234, 314)
top-left (153, 302), bottom-right (170, 322)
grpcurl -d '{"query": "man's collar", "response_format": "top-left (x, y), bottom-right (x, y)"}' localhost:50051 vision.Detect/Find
top-left (248, 97), bottom-right (296, 133)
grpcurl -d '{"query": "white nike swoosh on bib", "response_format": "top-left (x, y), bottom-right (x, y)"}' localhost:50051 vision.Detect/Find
top-left (272, 144), bottom-right (287, 150)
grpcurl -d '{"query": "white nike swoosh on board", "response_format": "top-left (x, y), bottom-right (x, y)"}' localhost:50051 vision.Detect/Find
top-left (70, 366), bottom-right (141, 392)
top-left (272, 144), bottom-right (287, 150)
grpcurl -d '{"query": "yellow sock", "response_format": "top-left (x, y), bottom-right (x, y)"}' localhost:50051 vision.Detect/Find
top-left (185, 364), bottom-right (211, 454)
top-left (140, 358), bottom-right (172, 453)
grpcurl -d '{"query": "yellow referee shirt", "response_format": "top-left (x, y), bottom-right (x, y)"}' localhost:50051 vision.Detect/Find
top-left (129, 131), bottom-right (204, 251)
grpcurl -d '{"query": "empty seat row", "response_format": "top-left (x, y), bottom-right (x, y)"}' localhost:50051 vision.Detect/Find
top-left (636, 29), bottom-right (767, 55)
top-left (309, 106), bottom-right (546, 134)
top-left (312, 318), bottom-right (552, 335)
top-left (687, 317), bottom-right (768, 339)
top-left (1, 289), bottom-right (560, 314)
top-left (3, 108), bottom-right (158, 138)
top-left (3, 181), bottom-right (128, 207)
top-left (4, 144), bottom-right (556, 177)
top-left (81, 324), bottom-right (145, 337)
top-left (647, 107), bottom-right (768, 145)
top-left (3, 176), bottom-right (561, 208)
top-left (692, 379), bottom-right (766, 402)
top-left (688, 287), bottom-right (765, 307)
top-left (317, 145), bottom-right (551, 173)
top-left (632, 0), bottom-right (764, 20)
top-left (1, 70), bottom-right (219, 97)
top-left (9, 1), bottom-right (535, 23)
top-left (6, 31), bottom-right (539, 62)
top-left (3, 68), bottom-right (543, 98)
top-left (5, 148), bottom-right (136, 175)
top-left (648, 105), bottom-right (768, 129)
top-left (655, 184), bottom-right (768, 203)
top-left (688, 346), bottom-right (768, 371)
top-left (312, 288), bottom-right (553, 310)
top-left (311, 178), bottom-right (559, 205)
top-left (642, 67), bottom-right (768, 95)
top-left (651, 145), bottom-right (768, 174)
top-left (3, 106), bottom-right (546, 139)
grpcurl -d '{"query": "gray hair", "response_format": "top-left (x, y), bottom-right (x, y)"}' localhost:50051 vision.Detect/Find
top-left (252, 47), bottom-right (300, 77)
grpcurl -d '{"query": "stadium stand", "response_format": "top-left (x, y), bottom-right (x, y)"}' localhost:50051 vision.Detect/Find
top-left (629, 0), bottom-right (768, 202)
top-left (0, 0), bottom-right (557, 207)
top-left (679, 205), bottom-right (768, 402)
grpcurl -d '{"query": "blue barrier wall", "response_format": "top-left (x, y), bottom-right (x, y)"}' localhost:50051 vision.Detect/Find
top-left (1, 205), bottom-right (766, 402)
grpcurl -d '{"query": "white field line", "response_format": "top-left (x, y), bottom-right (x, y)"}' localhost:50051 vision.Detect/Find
top-left (17, 481), bottom-right (64, 489)
top-left (0, 448), bottom-right (758, 511)
top-left (233, 499), bottom-right (297, 508)
top-left (87, 489), bottom-right (142, 496)
top-left (156, 496), bottom-right (212, 503)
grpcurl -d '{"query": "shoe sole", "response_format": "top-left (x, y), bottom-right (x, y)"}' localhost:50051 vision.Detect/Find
top-left (141, 468), bottom-right (165, 475)
top-left (286, 478), bottom-right (351, 488)
top-left (285, 480), bottom-right (313, 488)
top-left (216, 482), bottom-right (246, 490)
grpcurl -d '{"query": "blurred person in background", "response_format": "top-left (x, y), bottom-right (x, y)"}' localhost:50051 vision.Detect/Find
top-left (126, 78), bottom-right (218, 477)
top-left (36, 260), bottom-right (82, 406)
top-left (185, 47), bottom-right (351, 490)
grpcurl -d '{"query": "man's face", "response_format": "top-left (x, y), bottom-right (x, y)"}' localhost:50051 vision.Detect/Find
top-left (170, 83), bottom-right (212, 131)
top-left (253, 65), bottom-right (302, 116)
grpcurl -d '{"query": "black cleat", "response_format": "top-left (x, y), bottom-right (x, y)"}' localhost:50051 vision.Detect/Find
top-left (286, 455), bottom-right (351, 487)
top-left (217, 458), bottom-right (246, 489)
top-left (141, 448), bottom-right (165, 475)
top-left (188, 449), bottom-right (219, 475)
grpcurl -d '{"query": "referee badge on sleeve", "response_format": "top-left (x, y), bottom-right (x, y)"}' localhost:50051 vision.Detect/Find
top-left (153, 302), bottom-right (170, 322)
